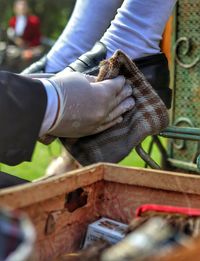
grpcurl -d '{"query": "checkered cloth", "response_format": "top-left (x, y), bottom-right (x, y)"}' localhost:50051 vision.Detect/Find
top-left (62, 50), bottom-right (169, 165)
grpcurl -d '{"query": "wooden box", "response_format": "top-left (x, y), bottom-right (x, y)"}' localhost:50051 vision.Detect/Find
top-left (1, 163), bottom-right (200, 260)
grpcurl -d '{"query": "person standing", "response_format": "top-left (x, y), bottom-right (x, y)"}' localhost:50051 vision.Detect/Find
top-left (8, 0), bottom-right (41, 48)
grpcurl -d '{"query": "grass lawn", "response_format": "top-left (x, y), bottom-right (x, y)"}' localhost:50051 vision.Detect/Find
top-left (0, 137), bottom-right (164, 181)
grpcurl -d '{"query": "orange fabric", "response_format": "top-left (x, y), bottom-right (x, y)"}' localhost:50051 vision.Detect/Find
top-left (161, 16), bottom-right (173, 65)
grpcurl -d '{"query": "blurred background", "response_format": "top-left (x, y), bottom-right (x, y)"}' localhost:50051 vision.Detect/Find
top-left (0, 0), bottom-right (75, 40)
top-left (0, 0), bottom-right (75, 72)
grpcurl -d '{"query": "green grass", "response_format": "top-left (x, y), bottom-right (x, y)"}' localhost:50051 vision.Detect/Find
top-left (119, 137), bottom-right (164, 168)
top-left (0, 137), bottom-right (164, 181)
top-left (0, 141), bottom-right (62, 181)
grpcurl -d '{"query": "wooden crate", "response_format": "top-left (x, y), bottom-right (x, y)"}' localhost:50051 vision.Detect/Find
top-left (1, 163), bottom-right (200, 260)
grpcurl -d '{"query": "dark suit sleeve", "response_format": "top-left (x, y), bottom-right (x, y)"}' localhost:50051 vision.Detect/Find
top-left (0, 71), bottom-right (47, 165)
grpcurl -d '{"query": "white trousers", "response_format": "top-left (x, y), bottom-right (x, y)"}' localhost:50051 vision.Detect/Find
top-left (46, 0), bottom-right (177, 72)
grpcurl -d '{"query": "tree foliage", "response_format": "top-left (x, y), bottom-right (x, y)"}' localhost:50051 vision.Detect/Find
top-left (0, 0), bottom-right (75, 39)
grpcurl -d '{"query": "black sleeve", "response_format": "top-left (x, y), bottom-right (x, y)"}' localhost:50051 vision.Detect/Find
top-left (0, 171), bottom-right (29, 188)
top-left (0, 71), bottom-right (47, 165)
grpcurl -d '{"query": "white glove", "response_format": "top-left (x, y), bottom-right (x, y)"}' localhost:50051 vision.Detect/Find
top-left (47, 72), bottom-right (135, 138)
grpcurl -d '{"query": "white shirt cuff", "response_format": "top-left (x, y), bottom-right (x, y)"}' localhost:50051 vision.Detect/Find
top-left (38, 79), bottom-right (58, 137)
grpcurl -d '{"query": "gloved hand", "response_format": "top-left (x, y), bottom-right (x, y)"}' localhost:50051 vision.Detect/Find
top-left (46, 72), bottom-right (135, 138)
top-left (21, 55), bottom-right (47, 74)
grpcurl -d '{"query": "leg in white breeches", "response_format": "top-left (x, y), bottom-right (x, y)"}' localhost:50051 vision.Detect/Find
top-left (101, 0), bottom-right (177, 59)
top-left (46, 0), bottom-right (123, 72)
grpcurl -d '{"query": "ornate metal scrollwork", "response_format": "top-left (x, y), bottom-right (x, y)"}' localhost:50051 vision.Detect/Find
top-left (172, 117), bottom-right (193, 150)
top-left (197, 155), bottom-right (200, 172)
top-left (175, 37), bottom-right (200, 69)
top-left (172, 117), bottom-right (199, 163)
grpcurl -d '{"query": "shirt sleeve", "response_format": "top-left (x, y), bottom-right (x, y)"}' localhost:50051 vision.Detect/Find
top-left (38, 79), bottom-right (58, 137)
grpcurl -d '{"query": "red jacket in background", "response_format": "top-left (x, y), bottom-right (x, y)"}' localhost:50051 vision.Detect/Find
top-left (9, 15), bottom-right (41, 47)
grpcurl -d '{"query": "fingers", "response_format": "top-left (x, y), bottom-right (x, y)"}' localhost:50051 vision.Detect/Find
top-left (92, 75), bottom-right (126, 96)
top-left (112, 83), bottom-right (133, 108)
top-left (93, 117), bottom-right (123, 135)
top-left (92, 78), bottom-right (133, 115)
top-left (107, 82), bottom-right (133, 113)
top-left (93, 95), bottom-right (135, 134)
top-left (104, 97), bottom-right (135, 124)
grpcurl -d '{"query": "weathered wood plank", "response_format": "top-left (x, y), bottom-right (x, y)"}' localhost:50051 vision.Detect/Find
top-left (0, 164), bottom-right (103, 208)
top-left (103, 164), bottom-right (200, 195)
top-left (1, 163), bottom-right (200, 260)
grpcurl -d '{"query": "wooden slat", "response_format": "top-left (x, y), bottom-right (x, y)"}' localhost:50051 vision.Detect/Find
top-left (1, 163), bottom-right (200, 208)
top-left (98, 181), bottom-right (200, 225)
top-left (22, 182), bottom-right (103, 261)
top-left (0, 164), bottom-right (103, 208)
top-left (103, 164), bottom-right (200, 195)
